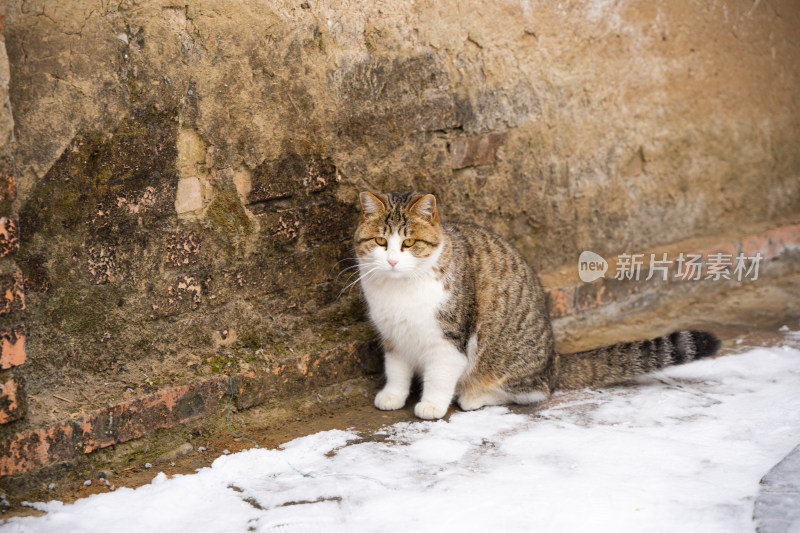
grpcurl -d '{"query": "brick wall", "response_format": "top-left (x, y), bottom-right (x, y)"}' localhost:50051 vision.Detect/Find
top-left (0, 8), bottom-right (26, 425)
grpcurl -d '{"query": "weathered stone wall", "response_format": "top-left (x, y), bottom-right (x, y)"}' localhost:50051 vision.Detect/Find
top-left (1, 0), bottom-right (799, 415)
top-left (0, 1), bottom-right (28, 426)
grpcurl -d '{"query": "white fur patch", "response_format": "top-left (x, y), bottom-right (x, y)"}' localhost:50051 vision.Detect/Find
top-left (359, 232), bottom-right (448, 371)
top-left (360, 239), bottom-right (467, 418)
top-left (360, 259), bottom-right (449, 370)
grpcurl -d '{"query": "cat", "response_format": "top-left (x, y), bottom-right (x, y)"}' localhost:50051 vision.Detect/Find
top-left (353, 191), bottom-right (721, 419)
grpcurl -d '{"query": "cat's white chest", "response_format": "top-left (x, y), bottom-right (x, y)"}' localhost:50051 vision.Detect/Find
top-left (361, 273), bottom-right (448, 361)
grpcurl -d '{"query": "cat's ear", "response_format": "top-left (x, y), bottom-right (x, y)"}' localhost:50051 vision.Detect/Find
top-left (359, 192), bottom-right (386, 217)
top-left (410, 193), bottom-right (439, 224)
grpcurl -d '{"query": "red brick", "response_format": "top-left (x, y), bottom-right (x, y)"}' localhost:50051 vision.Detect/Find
top-left (0, 270), bottom-right (25, 315)
top-left (741, 224), bottom-right (800, 260)
top-left (0, 326), bottom-right (25, 370)
top-left (0, 159), bottom-right (15, 201)
top-left (450, 133), bottom-right (506, 169)
top-left (573, 279), bottom-right (610, 311)
top-left (0, 375), bottom-right (26, 424)
top-left (0, 422), bottom-right (77, 476)
top-left (80, 377), bottom-right (227, 453)
top-left (0, 215), bottom-right (19, 257)
top-left (0, 341), bottom-right (374, 475)
top-left (546, 287), bottom-right (575, 319)
top-left (0, 378), bottom-right (230, 475)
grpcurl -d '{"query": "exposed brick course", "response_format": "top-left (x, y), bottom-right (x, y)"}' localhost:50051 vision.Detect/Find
top-left (0, 340), bottom-right (380, 477)
top-left (0, 326), bottom-right (25, 370)
top-left (0, 374), bottom-right (25, 424)
top-left (546, 287), bottom-right (574, 319)
top-left (742, 225), bottom-right (800, 259)
top-left (0, 422), bottom-right (75, 476)
top-left (80, 377), bottom-right (227, 453)
top-left (0, 215), bottom-right (19, 257)
top-left (233, 341), bottom-right (380, 410)
top-left (0, 270), bottom-right (25, 315)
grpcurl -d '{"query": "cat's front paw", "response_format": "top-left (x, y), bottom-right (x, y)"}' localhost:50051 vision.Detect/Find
top-left (374, 390), bottom-right (407, 411)
top-left (414, 401), bottom-right (447, 420)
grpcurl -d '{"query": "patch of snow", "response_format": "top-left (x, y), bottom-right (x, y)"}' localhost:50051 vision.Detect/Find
top-left (3, 342), bottom-right (800, 533)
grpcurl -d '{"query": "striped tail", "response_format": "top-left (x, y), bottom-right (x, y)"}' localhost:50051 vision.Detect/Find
top-left (552, 330), bottom-right (721, 390)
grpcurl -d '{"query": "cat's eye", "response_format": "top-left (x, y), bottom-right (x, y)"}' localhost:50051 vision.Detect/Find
top-left (375, 236), bottom-right (387, 246)
top-left (403, 238), bottom-right (416, 248)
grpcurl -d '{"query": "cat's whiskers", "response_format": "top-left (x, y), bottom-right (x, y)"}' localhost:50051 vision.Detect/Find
top-left (337, 265), bottom-right (382, 298)
top-left (340, 265), bottom-right (377, 286)
top-left (332, 257), bottom-right (363, 278)
top-left (336, 263), bottom-right (366, 281)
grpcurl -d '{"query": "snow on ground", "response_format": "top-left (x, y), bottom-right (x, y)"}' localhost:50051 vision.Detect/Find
top-left (4, 335), bottom-right (800, 533)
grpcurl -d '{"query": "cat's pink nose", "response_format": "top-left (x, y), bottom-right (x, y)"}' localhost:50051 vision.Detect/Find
top-left (387, 257), bottom-right (399, 267)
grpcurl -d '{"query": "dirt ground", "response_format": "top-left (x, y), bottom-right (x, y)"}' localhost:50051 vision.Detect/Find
top-left (3, 262), bottom-right (799, 521)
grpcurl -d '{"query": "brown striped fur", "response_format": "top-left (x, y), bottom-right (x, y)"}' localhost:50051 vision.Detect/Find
top-left (355, 192), bottom-right (721, 415)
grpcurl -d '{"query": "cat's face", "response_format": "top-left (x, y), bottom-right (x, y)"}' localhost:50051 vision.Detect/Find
top-left (354, 191), bottom-right (444, 278)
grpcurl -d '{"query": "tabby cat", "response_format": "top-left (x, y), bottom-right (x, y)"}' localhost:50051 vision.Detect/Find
top-left (354, 191), bottom-right (720, 419)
